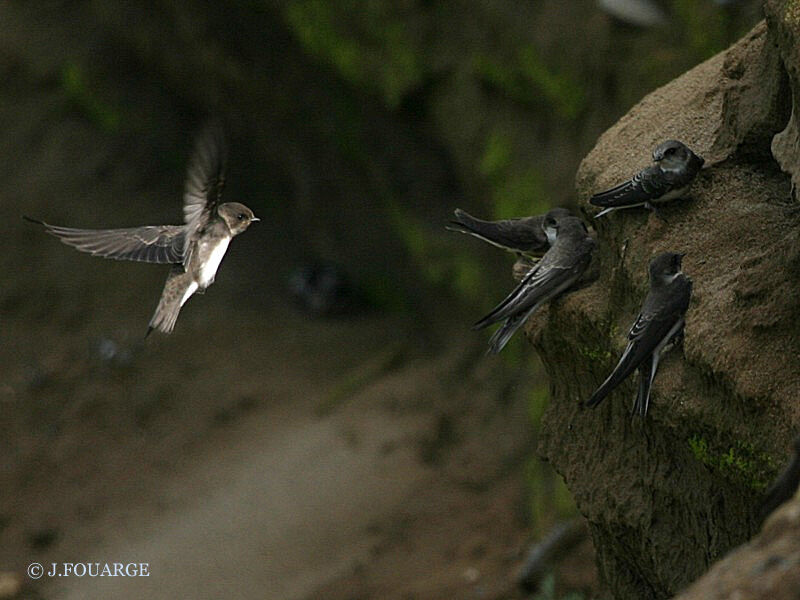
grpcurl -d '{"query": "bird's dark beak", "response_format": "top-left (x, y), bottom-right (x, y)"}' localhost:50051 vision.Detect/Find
top-left (679, 252), bottom-right (687, 259)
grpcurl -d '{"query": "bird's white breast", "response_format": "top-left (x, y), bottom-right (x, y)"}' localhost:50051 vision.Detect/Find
top-left (654, 185), bottom-right (688, 203)
top-left (199, 237), bottom-right (231, 288)
top-left (181, 281), bottom-right (199, 307)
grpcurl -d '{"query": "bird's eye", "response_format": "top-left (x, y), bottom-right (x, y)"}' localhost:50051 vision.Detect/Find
top-left (237, 213), bottom-right (245, 220)
top-left (665, 147), bottom-right (676, 156)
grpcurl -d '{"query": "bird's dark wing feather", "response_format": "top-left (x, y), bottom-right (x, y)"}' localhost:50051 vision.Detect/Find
top-left (486, 309), bottom-right (532, 355)
top-left (590, 166), bottom-right (670, 207)
top-left (25, 217), bottom-right (184, 264)
top-left (448, 209), bottom-right (547, 253)
top-left (473, 256), bottom-right (579, 329)
top-left (585, 311), bottom-right (672, 408)
top-left (632, 358), bottom-right (654, 417)
top-left (182, 122), bottom-right (227, 259)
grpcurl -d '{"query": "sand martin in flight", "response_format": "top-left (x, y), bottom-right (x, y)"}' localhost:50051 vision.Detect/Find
top-left (447, 207), bottom-right (572, 258)
top-left (586, 252), bottom-right (691, 416)
top-left (473, 212), bottom-right (596, 354)
top-left (25, 123), bottom-right (259, 335)
top-left (590, 140), bottom-right (704, 218)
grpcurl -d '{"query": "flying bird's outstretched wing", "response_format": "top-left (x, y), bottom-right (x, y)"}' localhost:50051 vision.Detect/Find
top-left (24, 217), bottom-right (184, 264)
top-left (182, 122), bottom-right (227, 260)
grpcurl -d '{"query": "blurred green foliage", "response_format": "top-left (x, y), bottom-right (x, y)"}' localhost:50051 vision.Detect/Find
top-left (60, 61), bottom-right (120, 131)
top-left (493, 169), bottom-right (550, 219)
top-left (359, 272), bottom-right (412, 314)
top-left (480, 131), bottom-right (550, 219)
top-left (474, 47), bottom-right (586, 120)
top-left (526, 454), bottom-right (579, 532)
top-left (533, 575), bottom-right (587, 600)
top-left (389, 201), bottom-right (488, 306)
top-left (672, 0), bottom-right (732, 60)
top-left (480, 131), bottom-right (514, 181)
top-left (528, 385), bottom-right (550, 430)
top-left (284, 0), bottom-right (423, 108)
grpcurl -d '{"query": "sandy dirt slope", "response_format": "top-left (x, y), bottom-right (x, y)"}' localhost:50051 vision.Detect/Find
top-left (2, 284), bottom-right (544, 600)
top-left (49, 370), bottom-right (429, 600)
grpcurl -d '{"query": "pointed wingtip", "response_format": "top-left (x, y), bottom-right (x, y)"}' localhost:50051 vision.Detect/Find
top-left (486, 337), bottom-right (508, 355)
top-left (447, 208), bottom-right (471, 229)
top-left (584, 394), bottom-right (602, 410)
top-left (22, 215), bottom-right (44, 225)
top-left (145, 326), bottom-right (154, 339)
top-left (472, 318), bottom-right (490, 331)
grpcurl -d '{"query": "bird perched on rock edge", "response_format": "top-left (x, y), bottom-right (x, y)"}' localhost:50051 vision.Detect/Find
top-left (590, 140), bottom-right (704, 218)
top-left (586, 251), bottom-right (691, 416)
top-left (473, 211), bottom-right (596, 354)
top-left (447, 207), bottom-right (572, 258)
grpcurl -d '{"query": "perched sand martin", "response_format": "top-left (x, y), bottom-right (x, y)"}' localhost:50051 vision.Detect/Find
top-left (25, 123), bottom-right (259, 335)
top-left (586, 252), bottom-right (691, 416)
top-left (447, 207), bottom-right (571, 258)
top-left (590, 140), bottom-right (704, 218)
top-left (473, 213), bottom-right (596, 354)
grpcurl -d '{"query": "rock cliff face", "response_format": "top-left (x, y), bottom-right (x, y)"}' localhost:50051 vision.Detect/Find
top-left (529, 8), bottom-right (800, 599)
top-left (673, 492), bottom-right (800, 600)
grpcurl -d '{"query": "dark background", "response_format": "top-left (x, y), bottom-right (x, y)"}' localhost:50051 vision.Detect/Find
top-left (0, 2), bottom-right (762, 598)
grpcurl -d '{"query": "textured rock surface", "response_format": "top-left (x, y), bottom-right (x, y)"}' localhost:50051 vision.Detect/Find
top-left (768, 0), bottom-right (800, 193)
top-left (528, 16), bottom-right (800, 600)
top-left (674, 493), bottom-right (800, 600)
